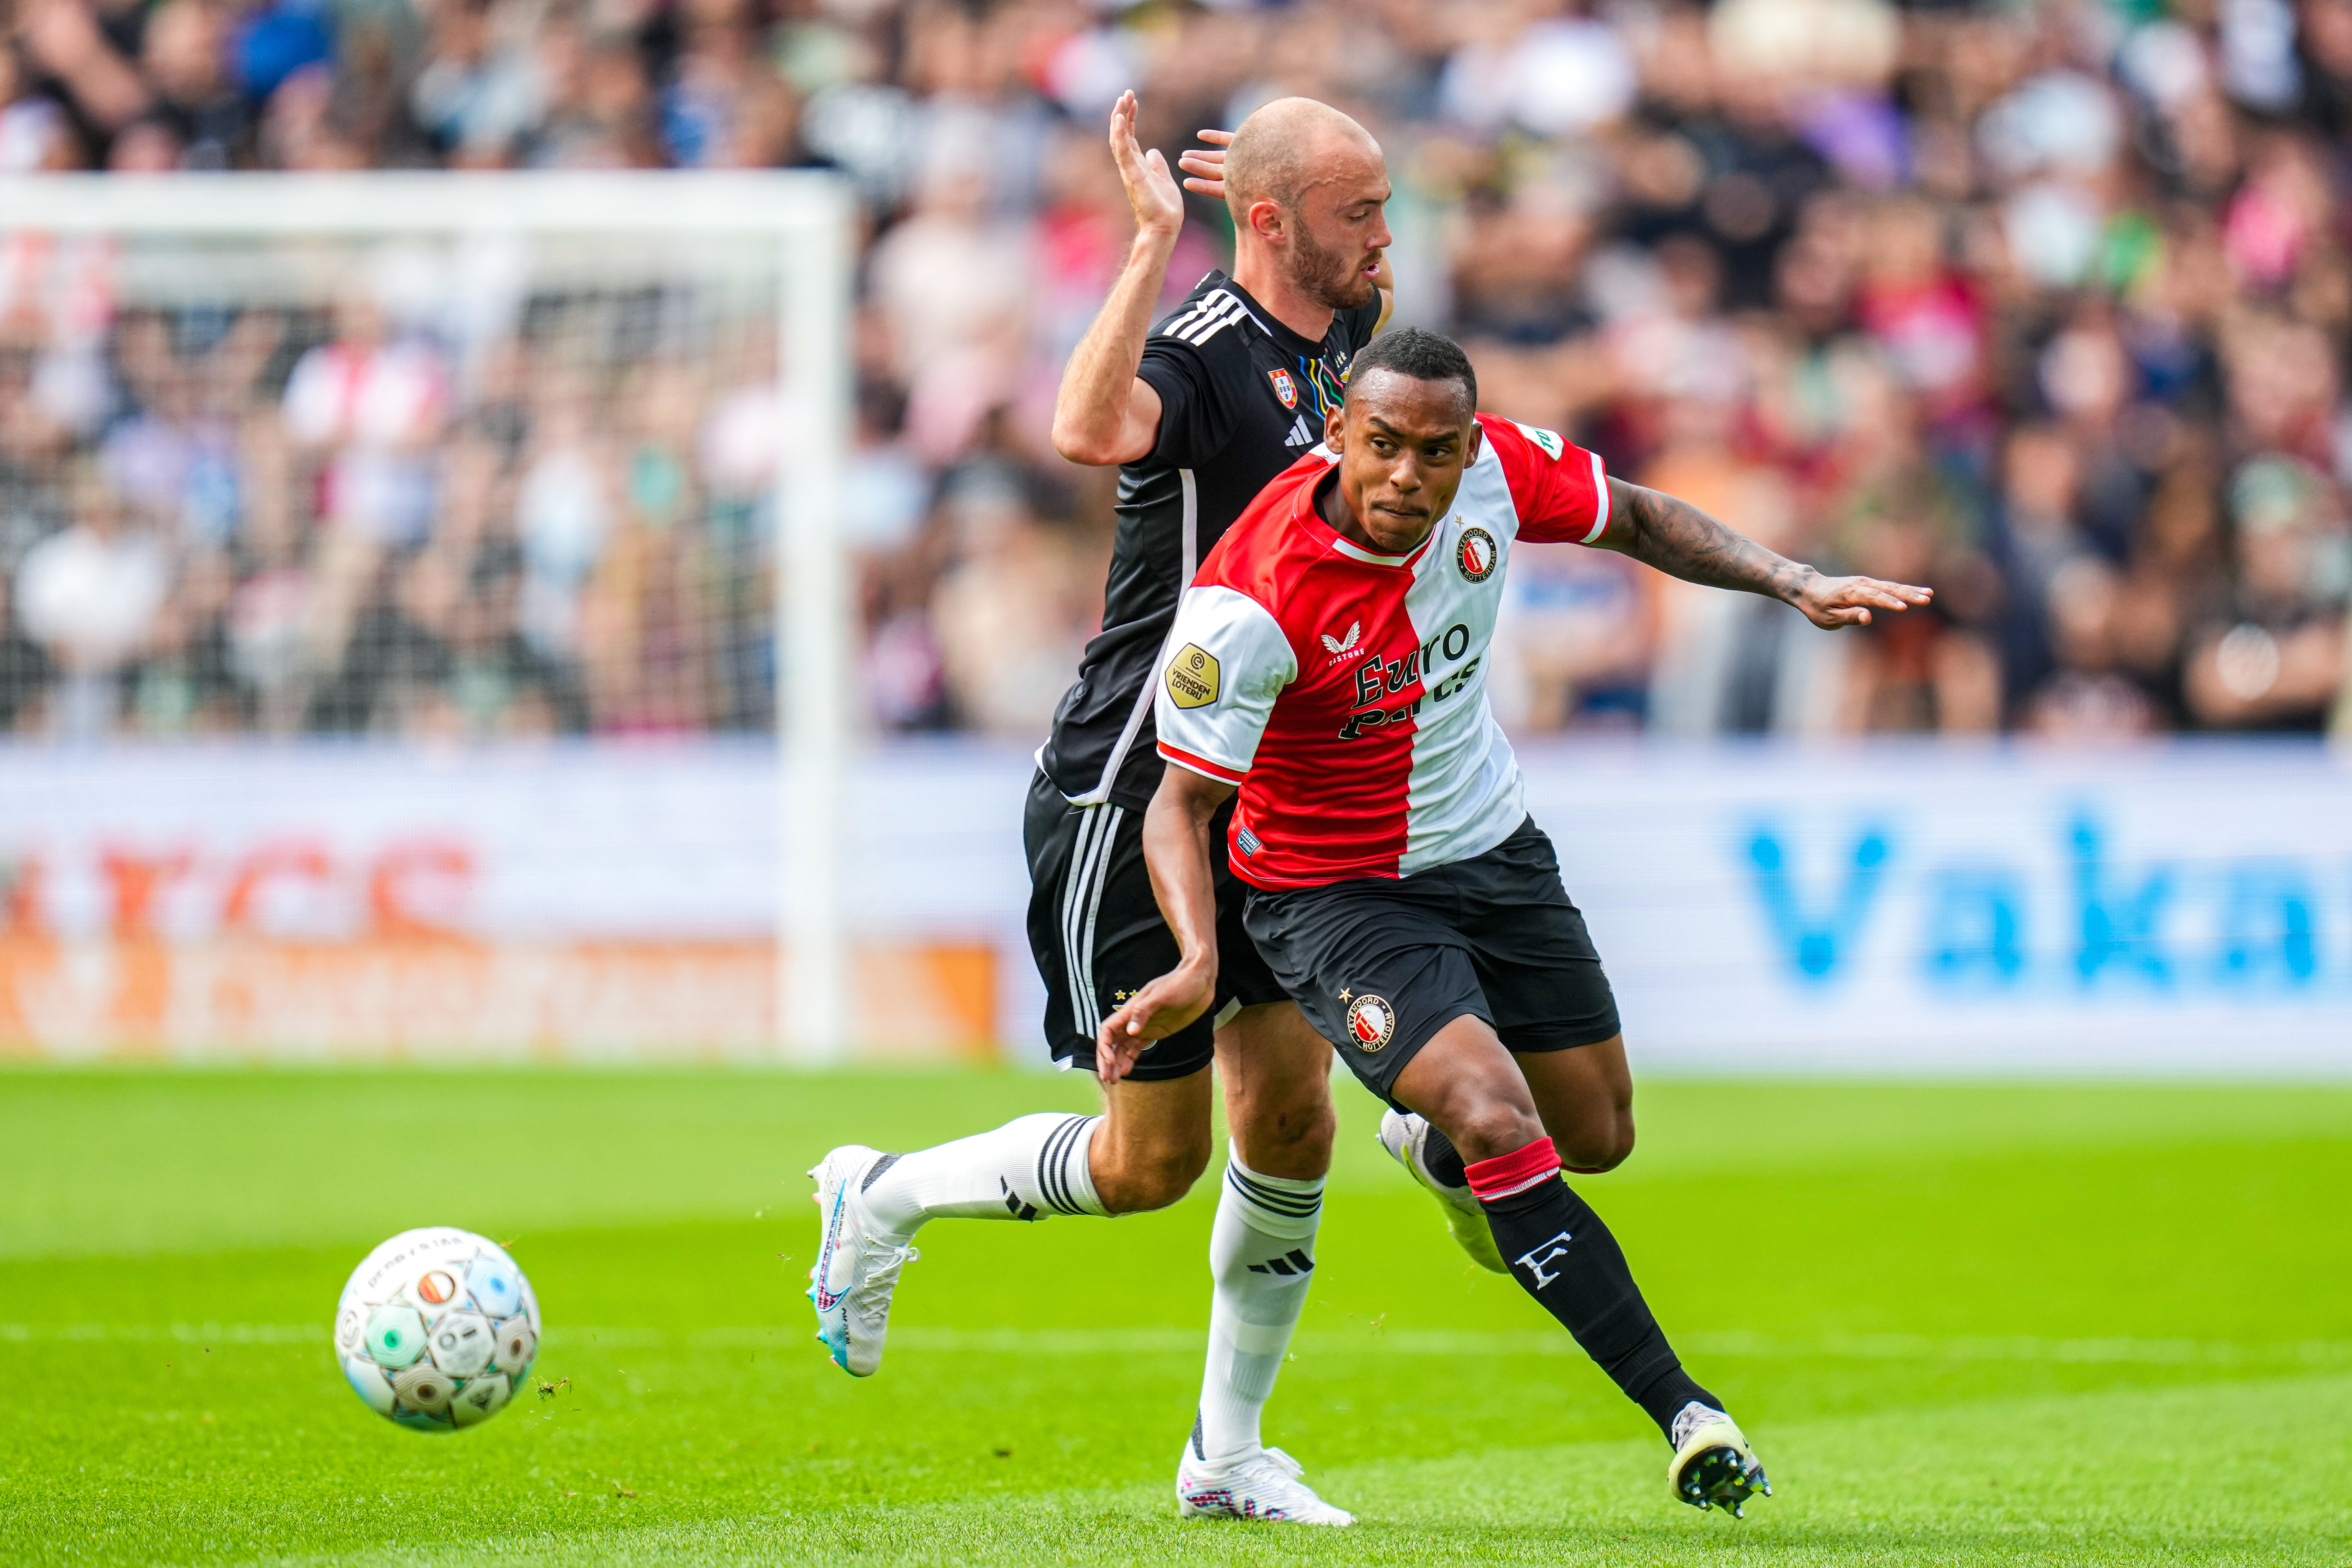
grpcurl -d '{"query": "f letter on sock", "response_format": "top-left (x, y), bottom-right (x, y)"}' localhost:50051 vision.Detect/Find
top-left (1466, 1132), bottom-right (1720, 1439)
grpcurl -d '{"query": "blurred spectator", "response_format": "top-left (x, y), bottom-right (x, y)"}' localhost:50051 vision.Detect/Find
top-left (0, 567), bottom-right (56, 732)
top-left (408, 0), bottom-right (541, 163)
top-left (14, 466), bottom-right (166, 737)
top-left (2183, 455), bottom-right (2350, 728)
top-left (868, 148), bottom-right (1033, 464)
top-left (279, 286), bottom-right (446, 676)
top-left (926, 419), bottom-right (1094, 738)
top-left (141, 0), bottom-right (250, 170)
top-left (1, 40), bottom-right (77, 170)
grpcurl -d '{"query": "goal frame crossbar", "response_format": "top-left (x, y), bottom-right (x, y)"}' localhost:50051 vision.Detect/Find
top-left (0, 171), bottom-right (858, 1062)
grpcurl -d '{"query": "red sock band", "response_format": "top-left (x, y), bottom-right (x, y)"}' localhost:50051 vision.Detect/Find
top-left (1463, 1137), bottom-right (1563, 1202)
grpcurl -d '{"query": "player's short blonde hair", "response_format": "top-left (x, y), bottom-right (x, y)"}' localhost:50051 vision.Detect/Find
top-left (1222, 97), bottom-right (1381, 223)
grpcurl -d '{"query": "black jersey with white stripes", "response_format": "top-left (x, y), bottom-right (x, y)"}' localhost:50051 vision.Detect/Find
top-left (1039, 269), bottom-right (1384, 811)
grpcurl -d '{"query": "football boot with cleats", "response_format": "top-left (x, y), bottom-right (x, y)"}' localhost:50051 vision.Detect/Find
top-left (1377, 1109), bottom-right (1507, 1273)
top-left (1176, 1422), bottom-right (1354, 1526)
top-left (806, 1145), bottom-right (919, 1377)
top-left (1668, 1402), bottom-right (1771, 1518)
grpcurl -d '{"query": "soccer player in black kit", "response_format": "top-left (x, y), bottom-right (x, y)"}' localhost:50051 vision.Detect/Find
top-left (807, 93), bottom-right (1387, 1524)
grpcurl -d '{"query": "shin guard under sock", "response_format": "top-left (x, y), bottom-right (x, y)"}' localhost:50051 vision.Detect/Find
top-left (1466, 1137), bottom-right (1720, 1439)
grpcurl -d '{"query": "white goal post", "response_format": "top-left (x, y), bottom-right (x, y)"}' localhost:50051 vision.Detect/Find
top-left (0, 171), bottom-right (857, 1063)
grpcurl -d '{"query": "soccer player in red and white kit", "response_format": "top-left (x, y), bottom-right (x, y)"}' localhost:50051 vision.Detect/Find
top-left (1104, 326), bottom-right (1932, 1516)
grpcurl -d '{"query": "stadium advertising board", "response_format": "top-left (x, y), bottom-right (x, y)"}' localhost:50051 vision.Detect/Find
top-left (1517, 742), bottom-right (2352, 1074)
top-left (0, 742), bottom-right (2344, 1072)
top-left (0, 744), bottom-right (999, 1060)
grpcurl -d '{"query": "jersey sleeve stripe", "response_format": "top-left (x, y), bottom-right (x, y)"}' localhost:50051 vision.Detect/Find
top-left (1186, 313), bottom-right (1246, 348)
top-left (1578, 450), bottom-right (1611, 544)
top-left (1175, 296), bottom-right (1248, 346)
top-left (1167, 295), bottom-right (1223, 342)
top-left (1157, 740), bottom-right (1250, 785)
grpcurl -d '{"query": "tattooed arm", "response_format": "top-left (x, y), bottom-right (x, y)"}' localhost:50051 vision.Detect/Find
top-left (1598, 477), bottom-right (1933, 630)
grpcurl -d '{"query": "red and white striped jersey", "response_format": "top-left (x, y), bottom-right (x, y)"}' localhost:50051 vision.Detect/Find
top-left (1154, 413), bottom-right (1611, 889)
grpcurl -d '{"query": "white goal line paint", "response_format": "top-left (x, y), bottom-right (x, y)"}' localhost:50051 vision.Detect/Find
top-left (7, 1322), bottom-right (2349, 1368)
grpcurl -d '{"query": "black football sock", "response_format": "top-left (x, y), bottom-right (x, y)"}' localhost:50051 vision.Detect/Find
top-left (1465, 1137), bottom-right (1721, 1440)
top-left (1419, 1122), bottom-right (1468, 1188)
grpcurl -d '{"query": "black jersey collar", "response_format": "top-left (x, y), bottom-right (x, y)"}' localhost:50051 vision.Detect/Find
top-left (1202, 271), bottom-right (1342, 358)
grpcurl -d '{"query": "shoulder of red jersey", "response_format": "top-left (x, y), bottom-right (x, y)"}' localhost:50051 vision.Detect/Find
top-left (1194, 449), bottom-right (1337, 600)
top-left (1476, 413), bottom-right (1612, 546)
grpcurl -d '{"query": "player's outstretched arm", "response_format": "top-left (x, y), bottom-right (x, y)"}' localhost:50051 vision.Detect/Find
top-left (1094, 764), bottom-right (1236, 1082)
top-left (1598, 477), bottom-right (1933, 630)
top-left (1050, 91), bottom-right (1181, 467)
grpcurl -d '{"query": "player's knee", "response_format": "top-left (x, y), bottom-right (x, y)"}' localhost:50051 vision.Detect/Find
top-left (1558, 1115), bottom-right (1635, 1174)
top-left (1094, 1131), bottom-right (1211, 1214)
top-left (1228, 1086), bottom-right (1336, 1179)
top-left (1442, 1097), bottom-right (1548, 1168)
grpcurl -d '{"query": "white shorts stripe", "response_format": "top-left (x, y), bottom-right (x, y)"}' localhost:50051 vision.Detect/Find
top-left (1074, 806), bottom-right (1125, 1034)
top-left (1061, 805), bottom-right (1110, 1035)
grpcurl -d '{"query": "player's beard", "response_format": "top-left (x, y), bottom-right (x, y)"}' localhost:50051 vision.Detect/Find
top-left (1288, 222), bottom-right (1377, 312)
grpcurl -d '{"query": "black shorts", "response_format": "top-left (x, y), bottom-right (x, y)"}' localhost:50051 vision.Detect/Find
top-left (1241, 817), bottom-right (1621, 1109)
top-left (1024, 769), bottom-right (1288, 1080)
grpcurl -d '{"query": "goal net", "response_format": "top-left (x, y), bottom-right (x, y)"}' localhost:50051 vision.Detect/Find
top-left (0, 173), bottom-right (858, 1060)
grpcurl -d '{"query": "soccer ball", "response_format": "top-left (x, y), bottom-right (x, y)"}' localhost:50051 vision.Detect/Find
top-left (335, 1227), bottom-right (540, 1432)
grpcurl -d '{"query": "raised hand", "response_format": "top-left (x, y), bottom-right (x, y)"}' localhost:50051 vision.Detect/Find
top-left (1788, 573), bottom-right (1935, 630)
top-left (1109, 91), bottom-right (1184, 241)
top-left (1177, 128), bottom-right (1233, 200)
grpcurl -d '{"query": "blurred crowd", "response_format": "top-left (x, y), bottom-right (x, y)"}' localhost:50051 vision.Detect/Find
top-left (3, 0), bottom-right (2350, 741)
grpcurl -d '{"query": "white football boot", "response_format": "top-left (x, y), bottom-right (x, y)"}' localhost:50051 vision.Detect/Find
top-left (1668, 1402), bottom-right (1771, 1517)
top-left (806, 1145), bottom-right (919, 1377)
top-left (1377, 1108), bottom-right (1507, 1273)
top-left (1176, 1429), bottom-right (1355, 1526)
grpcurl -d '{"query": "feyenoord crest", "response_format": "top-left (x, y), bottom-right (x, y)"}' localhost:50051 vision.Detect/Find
top-left (1457, 526), bottom-right (1498, 583)
top-left (1344, 992), bottom-right (1396, 1051)
top-left (1268, 368), bottom-right (1298, 409)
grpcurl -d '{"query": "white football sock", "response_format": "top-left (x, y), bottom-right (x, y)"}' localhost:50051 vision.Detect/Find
top-left (858, 1112), bottom-right (1107, 1237)
top-left (1192, 1153), bottom-right (1323, 1466)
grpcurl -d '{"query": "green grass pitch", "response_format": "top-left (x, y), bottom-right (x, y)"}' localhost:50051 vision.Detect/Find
top-left (1, 1067), bottom-right (2347, 1565)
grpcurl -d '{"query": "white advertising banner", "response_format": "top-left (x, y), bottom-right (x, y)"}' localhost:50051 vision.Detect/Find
top-left (1, 740), bottom-right (2346, 1072)
top-left (0, 742), bottom-right (1016, 1058)
top-left (1518, 742), bottom-right (2352, 1074)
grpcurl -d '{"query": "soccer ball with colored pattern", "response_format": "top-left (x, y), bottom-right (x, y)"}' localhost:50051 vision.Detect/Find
top-left (335, 1228), bottom-right (540, 1432)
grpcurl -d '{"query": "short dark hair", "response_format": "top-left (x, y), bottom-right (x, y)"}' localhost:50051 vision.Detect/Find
top-left (1348, 326), bottom-right (1477, 411)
